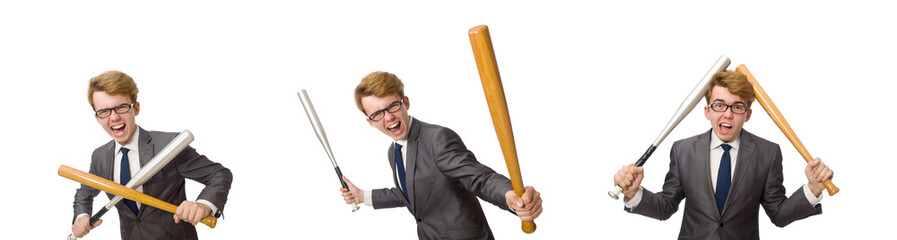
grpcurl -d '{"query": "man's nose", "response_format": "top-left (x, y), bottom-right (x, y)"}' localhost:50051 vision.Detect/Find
top-left (383, 110), bottom-right (397, 121)
top-left (109, 111), bottom-right (122, 121)
top-left (722, 107), bottom-right (734, 118)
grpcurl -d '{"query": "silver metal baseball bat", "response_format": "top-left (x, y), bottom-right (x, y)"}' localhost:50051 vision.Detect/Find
top-left (609, 55), bottom-right (731, 200)
top-left (298, 89), bottom-right (360, 212)
top-left (68, 130), bottom-right (194, 240)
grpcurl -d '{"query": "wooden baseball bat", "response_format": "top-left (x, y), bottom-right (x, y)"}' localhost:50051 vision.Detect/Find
top-left (468, 24), bottom-right (535, 234)
top-left (58, 165), bottom-right (217, 228)
top-left (735, 64), bottom-right (839, 196)
top-left (608, 55), bottom-right (731, 200)
top-left (68, 130), bottom-right (194, 240)
top-left (297, 89), bottom-right (360, 212)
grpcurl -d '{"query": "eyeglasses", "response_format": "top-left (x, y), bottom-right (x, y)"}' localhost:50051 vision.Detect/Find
top-left (95, 103), bottom-right (135, 118)
top-left (367, 99), bottom-right (404, 121)
top-left (708, 102), bottom-right (748, 114)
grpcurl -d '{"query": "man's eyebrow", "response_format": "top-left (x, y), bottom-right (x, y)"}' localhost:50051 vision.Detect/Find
top-left (712, 99), bottom-right (746, 105)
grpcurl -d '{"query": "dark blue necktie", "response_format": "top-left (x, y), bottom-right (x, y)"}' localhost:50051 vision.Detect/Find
top-left (715, 144), bottom-right (732, 214)
top-left (395, 143), bottom-right (408, 201)
top-left (120, 147), bottom-right (140, 216)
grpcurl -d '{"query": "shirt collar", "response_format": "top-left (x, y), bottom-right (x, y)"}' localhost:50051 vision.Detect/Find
top-left (395, 117), bottom-right (413, 147)
top-left (710, 130), bottom-right (740, 150)
top-left (115, 126), bottom-right (140, 153)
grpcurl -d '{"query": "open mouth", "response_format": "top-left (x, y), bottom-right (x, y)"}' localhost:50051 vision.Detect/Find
top-left (387, 122), bottom-right (402, 134)
top-left (719, 123), bottom-right (732, 134)
top-left (111, 124), bottom-right (126, 135)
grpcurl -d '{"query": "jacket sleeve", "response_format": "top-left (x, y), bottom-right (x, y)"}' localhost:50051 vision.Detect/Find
top-left (72, 149), bottom-right (103, 222)
top-left (760, 145), bottom-right (822, 227)
top-left (626, 141), bottom-right (687, 220)
top-left (431, 127), bottom-right (514, 213)
top-left (174, 145), bottom-right (233, 216)
top-left (371, 187), bottom-right (407, 209)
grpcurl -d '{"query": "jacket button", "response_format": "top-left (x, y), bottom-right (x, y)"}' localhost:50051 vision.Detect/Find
top-left (416, 218), bottom-right (422, 222)
top-left (719, 222), bottom-right (724, 227)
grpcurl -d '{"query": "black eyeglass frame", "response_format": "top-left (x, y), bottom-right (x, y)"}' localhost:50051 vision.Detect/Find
top-left (707, 102), bottom-right (749, 114)
top-left (367, 99), bottom-right (405, 121)
top-left (95, 103), bottom-right (136, 118)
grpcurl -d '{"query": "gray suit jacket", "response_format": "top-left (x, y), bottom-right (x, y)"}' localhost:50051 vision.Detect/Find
top-left (371, 119), bottom-right (514, 240)
top-left (73, 128), bottom-right (233, 240)
top-left (626, 129), bottom-right (822, 240)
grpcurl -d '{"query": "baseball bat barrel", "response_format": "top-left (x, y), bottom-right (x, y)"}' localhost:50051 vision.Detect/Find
top-left (469, 24), bottom-right (535, 234)
top-left (298, 89), bottom-right (359, 211)
top-left (58, 165), bottom-right (217, 228)
top-left (735, 64), bottom-right (839, 196)
top-left (608, 55), bottom-right (730, 200)
top-left (651, 56), bottom-right (731, 147)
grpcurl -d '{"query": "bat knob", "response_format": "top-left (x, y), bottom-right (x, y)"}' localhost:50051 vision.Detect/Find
top-left (522, 221), bottom-right (536, 234)
top-left (608, 185), bottom-right (623, 200)
top-left (351, 203), bottom-right (360, 212)
top-left (67, 234), bottom-right (78, 240)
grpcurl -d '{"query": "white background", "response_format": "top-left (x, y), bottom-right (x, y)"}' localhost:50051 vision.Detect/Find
top-left (1, 1), bottom-right (892, 239)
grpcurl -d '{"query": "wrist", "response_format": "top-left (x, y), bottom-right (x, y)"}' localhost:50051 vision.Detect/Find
top-left (808, 182), bottom-right (824, 196)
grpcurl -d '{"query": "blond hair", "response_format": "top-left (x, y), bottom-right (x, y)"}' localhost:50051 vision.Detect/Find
top-left (705, 70), bottom-right (754, 108)
top-left (354, 71), bottom-right (404, 114)
top-left (87, 71), bottom-right (139, 109)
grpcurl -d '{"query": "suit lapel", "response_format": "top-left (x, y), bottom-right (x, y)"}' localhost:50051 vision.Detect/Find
top-left (98, 141), bottom-right (123, 216)
top-left (724, 130), bottom-right (755, 216)
top-left (101, 141), bottom-right (115, 181)
top-left (695, 131), bottom-right (718, 218)
top-left (138, 128), bottom-right (154, 168)
top-left (404, 118), bottom-right (422, 213)
top-left (136, 128), bottom-right (154, 217)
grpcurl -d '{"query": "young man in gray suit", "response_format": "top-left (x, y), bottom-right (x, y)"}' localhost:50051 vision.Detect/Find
top-left (340, 71), bottom-right (543, 239)
top-left (71, 71), bottom-right (233, 240)
top-left (613, 70), bottom-right (834, 239)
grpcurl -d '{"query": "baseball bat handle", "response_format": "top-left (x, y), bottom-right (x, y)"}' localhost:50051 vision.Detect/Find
top-left (796, 146), bottom-right (839, 195)
top-left (608, 186), bottom-right (624, 200)
top-left (823, 180), bottom-right (838, 195)
top-left (66, 207), bottom-right (109, 240)
top-left (199, 216), bottom-right (216, 228)
top-left (67, 208), bottom-right (110, 239)
top-left (89, 208), bottom-right (108, 225)
top-left (65, 207), bottom-right (111, 239)
top-left (795, 147), bottom-right (838, 195)
top-left (334, 166), bottom-right (360, 211)
top-left (608, 145), bottom-right (656, 200)
top-left (796, 152), bottom-right (841, 196)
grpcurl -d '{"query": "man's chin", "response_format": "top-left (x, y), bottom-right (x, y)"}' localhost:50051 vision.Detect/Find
top-left (390, 132), bottom-right (409, 141)
top-left (713, 129), bottom-right (737, 142)
top-left (112, 135), bottom-right (133, 145)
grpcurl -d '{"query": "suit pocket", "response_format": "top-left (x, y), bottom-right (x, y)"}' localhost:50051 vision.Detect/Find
top-left (445, 225), bottom-right (485, 239)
